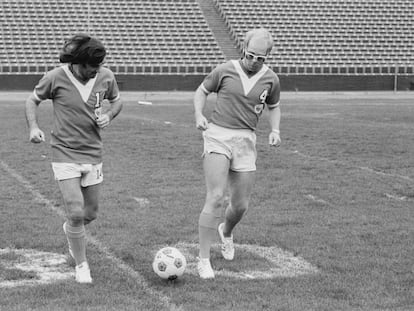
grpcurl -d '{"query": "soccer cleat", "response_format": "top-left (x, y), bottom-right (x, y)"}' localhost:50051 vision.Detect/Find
top-left (62, 222), bottom-right (74, 259)
top-left (218, 223), bottom-right (234, 261)
top-left (75, 261), bottom-right (93, 284)
top-left (197, 257), bottom-right (215, 279)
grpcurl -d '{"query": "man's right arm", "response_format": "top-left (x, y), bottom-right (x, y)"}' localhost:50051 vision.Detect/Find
top-left (25, 93), bottom-right (45, 143)
top-left (194, 85), bottom-right (209, 131)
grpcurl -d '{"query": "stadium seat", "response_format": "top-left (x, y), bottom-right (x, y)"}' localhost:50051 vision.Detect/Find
top-left (0, 0), bottom-right (412, 75)
top-left (0, 0), bottom-right (226, 74)
top-left (214, 0), bottom-right (413, 74)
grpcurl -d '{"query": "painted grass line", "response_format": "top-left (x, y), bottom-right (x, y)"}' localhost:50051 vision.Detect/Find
top-left (133, 197), bottom-right (150, 207)
top-left (384, 193), bottom-right (407, 202)
top-left (0, 248), bottom-right (72, 288)
top-left (0, 161), bottom-right (66, 218)
top-left (290, 150), bottom-right (413, 183)
top-left (176, 242), bottom-right (318, 279)
top-left (304, 194), bottom-right (331, 206)
top-left (120, 114), bottom-right (189, 128)
top-left (0, 160), bottom-right (183, 311)
top-left (122, 113), bottom-right (413, 185)
top-left (121, 111), bottom-right (413, 186)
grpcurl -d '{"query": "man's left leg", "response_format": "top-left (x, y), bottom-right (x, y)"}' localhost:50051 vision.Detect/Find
top-left (219, 171), bottom-right (255, 260)
top-left (82, 184), bottom-right (100, 225)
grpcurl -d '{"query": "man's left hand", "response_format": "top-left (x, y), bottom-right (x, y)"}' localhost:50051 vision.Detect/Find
top-left (269, 132), bottom-right (281, 147)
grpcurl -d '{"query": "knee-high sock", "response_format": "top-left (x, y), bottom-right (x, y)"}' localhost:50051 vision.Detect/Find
top-left (198, 211), bottom-right (222, 259)
top-left (64, 222), bottom-right (87, 265)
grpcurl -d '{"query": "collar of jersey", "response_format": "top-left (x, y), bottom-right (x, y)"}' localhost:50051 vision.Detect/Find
top-left (232, 60), bottom-right (268, 96)
top-left (62, 65), bottom-right (97, 103)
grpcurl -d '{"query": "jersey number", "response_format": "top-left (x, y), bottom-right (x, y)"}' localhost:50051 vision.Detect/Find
top-left (255, 89), bottom-right (269, 114)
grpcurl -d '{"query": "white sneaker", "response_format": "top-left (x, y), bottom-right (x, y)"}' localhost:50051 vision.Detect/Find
top-left (197, 257), bottom-right (215, 279)
top-left (62, 222), bottom-right (74, 259)
top-left (75, 261), bottom-right (93, 284)
top-left (218, 223), bottom-right (234, 260)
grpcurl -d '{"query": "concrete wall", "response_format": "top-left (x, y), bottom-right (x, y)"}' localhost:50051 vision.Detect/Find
top-left (1, 74), bottom-right (413, 91)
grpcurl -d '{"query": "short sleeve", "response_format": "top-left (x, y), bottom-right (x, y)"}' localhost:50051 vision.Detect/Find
top-left (105, 71), bottom-right (120, 102)
top-left (266, 77), bottom-right (281, 109)
top-left (201, 64), bottom-right (223, 93)
top-left (33, 72), bottom-right (54, 101)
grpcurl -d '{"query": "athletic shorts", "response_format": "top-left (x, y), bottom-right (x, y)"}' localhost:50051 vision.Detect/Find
top-left (202, 123), bottom-right (257, 172)
top-left (51, 162), bottom-right (103, 187)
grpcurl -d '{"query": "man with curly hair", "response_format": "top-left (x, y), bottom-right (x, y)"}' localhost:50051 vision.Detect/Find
top-left (25, 34), bottom-right (122, 283)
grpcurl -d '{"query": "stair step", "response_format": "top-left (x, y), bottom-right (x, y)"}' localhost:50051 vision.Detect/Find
top-left (196, 0), bottom-right (241, 60)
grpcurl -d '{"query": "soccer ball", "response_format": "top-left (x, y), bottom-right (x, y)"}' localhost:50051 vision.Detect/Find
top-left (152, 247), bottom-right (187, 280)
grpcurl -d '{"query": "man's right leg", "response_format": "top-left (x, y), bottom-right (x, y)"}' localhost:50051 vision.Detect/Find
top-left (198, 153), bottom-right (229, 279)
top-left (58, 178), bottom-right (86, 264)
top-left (58, 178), bottom-right (91, 283)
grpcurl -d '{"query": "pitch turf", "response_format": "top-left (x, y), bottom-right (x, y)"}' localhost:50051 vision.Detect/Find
top-left (0, 91), bottom-right (413, 310)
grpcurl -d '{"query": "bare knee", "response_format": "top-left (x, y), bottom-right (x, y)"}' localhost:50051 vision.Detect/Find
top-left (83, 199), bottom-right (99, 224)
top-left (230, 199), bottom-right (249, 215)
top-left (206, 189), bottom-right (227, 208)
top-left (67, 211), bottom-right (84, 226)
top-left (65, 200), bottom-right (84, 226)
top-left (84, 211), bottom-right (97, 225)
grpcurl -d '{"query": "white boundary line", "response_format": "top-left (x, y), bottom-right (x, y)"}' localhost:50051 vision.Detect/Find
top-left (133, 197), bottom-right (150, 206)
top-left (3, 108), bottom-right (409, 306)
top-left (173, 242), bottom-right (318, 279)
top-left (119, 113), bottom-right (414, 185)
top-left (0, 160), bottom-right (182, 311)
top-left (384, 193), bottom-right (407, 201)
top-left (290, 150), bottom-right (413, 182)
top-left (0, 248), bottom-right (73, 288)
top-left (304, 194), bottom-right (330, 206)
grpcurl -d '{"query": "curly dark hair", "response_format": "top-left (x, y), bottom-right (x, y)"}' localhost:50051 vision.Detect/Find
top-left (59, 34), bottom-right (106, 66)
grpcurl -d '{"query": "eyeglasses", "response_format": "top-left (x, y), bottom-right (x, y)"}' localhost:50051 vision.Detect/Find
top-left (244, 51), bottom-right (267, 63)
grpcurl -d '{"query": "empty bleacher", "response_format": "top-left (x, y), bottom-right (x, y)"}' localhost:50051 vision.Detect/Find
top-left (0, 0), bottom-right (226, 74)
top-left (214, 0), bottom-right (414, 74)
top-left (0, 0), bottom-right (412, 82)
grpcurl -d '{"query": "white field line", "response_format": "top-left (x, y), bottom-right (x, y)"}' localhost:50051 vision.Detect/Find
top-left (175, 242), bottom-right (318, 279)
top-left (291, 150), bottom-right (412, 203)
top-left (133, 197), bottom-right (150, 206)
top-left (120, 114), bottom-right (187, 128)
top-left (384, 193), bottom-right (408, 201)
top-left (290, 150), bottom-right (413, 183)
top-left (0, 160), bottom-right (183, 311)
top-left (304, 194), bottom-right (330, 206)
top-left (120, 113), bottom-right (414, 186)
top-left (0, 249), bottom-right (73, 288)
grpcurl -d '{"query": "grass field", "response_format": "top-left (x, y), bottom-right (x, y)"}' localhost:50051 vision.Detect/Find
top-left (0, 91), bottom-right (413, 311)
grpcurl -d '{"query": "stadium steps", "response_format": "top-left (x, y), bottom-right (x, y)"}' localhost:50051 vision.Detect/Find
top-left (196, 0), bottom-right (241, 60)
top-left (214, 0), bottom-right (414, 72)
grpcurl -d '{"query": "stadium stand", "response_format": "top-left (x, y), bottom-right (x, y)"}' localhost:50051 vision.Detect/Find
top-left (0, 0), bottom-right (226, 75)
top-left (0, 0), bottom-right (413, 90)
top-left (214, 0), bottom-right (414, 75)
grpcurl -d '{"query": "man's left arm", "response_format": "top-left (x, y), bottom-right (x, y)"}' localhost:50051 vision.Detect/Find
top-left (268, 106), bottom-right (281, 147)
top-left (97, 98), bottom-right (123, 129)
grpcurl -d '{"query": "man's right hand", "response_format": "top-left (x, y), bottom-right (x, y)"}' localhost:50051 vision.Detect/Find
top-left (29, 128), bottom-right (45, 143)
top-left (195, 114), bottom-right (209, 131)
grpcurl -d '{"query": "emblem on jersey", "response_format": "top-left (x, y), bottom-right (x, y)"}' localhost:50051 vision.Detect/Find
top-left (94, 91), bottom-right (106, 118)
top-left (254, 104), bottom-right (264, 114)
top-left (254, 89), bottom-right (269, 114)
top-left (259, 89), bottom-right (269, 104)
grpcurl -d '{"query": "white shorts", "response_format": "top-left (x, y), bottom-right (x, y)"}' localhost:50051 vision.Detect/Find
top-left (202, 123), bottom-right (257, 172)
top-left (51, 162), bottom-right (103, 187)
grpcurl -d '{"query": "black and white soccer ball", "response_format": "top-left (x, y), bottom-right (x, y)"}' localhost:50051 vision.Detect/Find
top-left (152, 247), bottom-right (187, 280)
